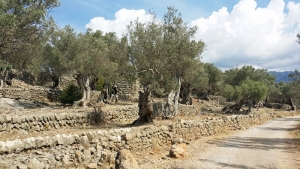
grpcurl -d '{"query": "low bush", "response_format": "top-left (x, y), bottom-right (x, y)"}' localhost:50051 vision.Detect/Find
top-left (59, 84), bottom-right (82, 104)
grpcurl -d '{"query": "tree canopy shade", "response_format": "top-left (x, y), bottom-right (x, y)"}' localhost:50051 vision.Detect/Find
top-left (0, 0), bottom-right (59, 69)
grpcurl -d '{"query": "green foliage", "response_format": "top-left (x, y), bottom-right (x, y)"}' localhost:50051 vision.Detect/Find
top-left (123, 7), bottom-right (205, 94)
top-left (43, 26), bottom-right (120, 82)
top-left (183, 60), bottom-right (208, 94)
top-left (0, 0), bottom-right (59, 69)
top-left (240, 79), bottom-right (268, 102)
top-left (0, 60), bottom-right (12, 72)
top-left (224, 84), bottom-right (240, 101)
top-left (204, 63), bottom-right (223, 93)
top-left (59, 84), bottom-right (82, 104)
top-left (95, 78), bottom-right (105, 91)
top-left (222, 65), bottom-right (273, 102)
top-left (288, 69), bottom-right (300, 82)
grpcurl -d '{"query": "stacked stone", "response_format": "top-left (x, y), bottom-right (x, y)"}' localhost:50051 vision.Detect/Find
top-left (0, 87), bottom-right (61, 101)
top-left (115, 81), bottom-right (132, 95)
top-left (0, 111), bottom-right (296, 168)
top-left (178, 104), bottom-right (198, 116)
top-left (100, 106), bottom-right (139, 123)
top-left (0, 111), bottom-right (96, 133)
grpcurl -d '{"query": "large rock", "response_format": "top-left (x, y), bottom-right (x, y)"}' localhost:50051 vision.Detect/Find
top-left (24, 157), bottom-right (44, 169)
top-left (169, 143), bottom-right (187, 158)
top-left (115, 149), bottom-right (139, 169)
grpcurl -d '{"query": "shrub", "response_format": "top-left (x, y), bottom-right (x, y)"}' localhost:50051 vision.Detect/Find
top-left (59, 84), bottom-right (82, 104)
top-left (95, 78), bottom-right (105, 91)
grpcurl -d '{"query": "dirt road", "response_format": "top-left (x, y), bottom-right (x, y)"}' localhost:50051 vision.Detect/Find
top-left (171, 116), bottom-right (300, 169)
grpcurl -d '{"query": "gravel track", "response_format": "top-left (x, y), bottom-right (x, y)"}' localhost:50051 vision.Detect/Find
top-left (171, 116), bottom-right (300, 169)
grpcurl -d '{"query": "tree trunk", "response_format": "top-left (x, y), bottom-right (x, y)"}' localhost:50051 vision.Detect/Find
top-left (288, 97), bottom-right (296, 111)
top-left (99, 82), bottom-right (111, 103)
top-left (90, 77), bottom-right (98, 90)
top-left (0, 69), bottom-right (18, 87)
top-left (163, 76), bottom-right (181, 118)
top-left (222, 99), bottom-right (245, 114)
top-left (132, 85), bottom-right (153, 126)
top-left (242, 99), bottom-right (253, 114)
top-left (180, 82), bottom-right (192, 105)
top-left (51, 74), bottom-right (59, 89)
top-left (73, 73), bottom-right (91, 108)
top-left (205, 89), bottom-right (212, 101)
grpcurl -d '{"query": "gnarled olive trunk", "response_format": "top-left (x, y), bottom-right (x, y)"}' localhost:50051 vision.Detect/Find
top-left (288, 97), bottom-right (297, 111)
top-left (132, 85), bottom-right (153, 126)
top-left (0, 69), bottom-right (18, 87)
top-left (99, 82), bottom-right (111, 103)
top-left (51, 74), bottom-right (60, 89)
top-left (163, 76), bottom-right (181, 118)
top-left (180, 82), bottom-right (192, 105)
top-left (73, 73), bottom-right (91, 108)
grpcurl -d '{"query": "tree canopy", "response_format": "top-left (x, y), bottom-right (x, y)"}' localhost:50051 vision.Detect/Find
top-left (0, 0), bottom-right (59, 69)
top-left (222, 65), bottom-right (275, 102)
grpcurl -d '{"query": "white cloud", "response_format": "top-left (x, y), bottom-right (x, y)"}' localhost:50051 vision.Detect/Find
top-left (191, 0), bottom-right (300, 71)
top-left (86, 1), bottom-right (300, 71)
top-left (86, 8), bottom-right (152, 37)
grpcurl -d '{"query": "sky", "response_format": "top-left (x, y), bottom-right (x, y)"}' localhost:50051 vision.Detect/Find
top-left (50, 0), bottom-right (300, 71)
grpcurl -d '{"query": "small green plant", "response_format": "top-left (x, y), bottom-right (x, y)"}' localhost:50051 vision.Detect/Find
top-left (95, 78), bottom-right (105, 91)
top-left (59, 84), bottom-right (82, 104)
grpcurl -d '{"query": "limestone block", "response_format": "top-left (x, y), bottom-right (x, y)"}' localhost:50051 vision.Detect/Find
top-left (0, 116), bottom-right (5, 123)
top-left (0, 141), bottom-right (7, 154)
top-left (169, 143), bottom-right (186, 158)
top-left (35, 136), bottom-right (46, 147)
top-left (115, 149), bottom-right (139, 169)
top-left (23, 137), bottom-right (36, 149)
top-left (62, 134), bottom-right (75, 145)
top-left (5, 139), bottom-right (23, 153)
top-left (54, 135), bottom-right (64, 145)
top-left (80, 135), bottom-right (90, 147)
top-left (24, 157), bottom-right (44, 169)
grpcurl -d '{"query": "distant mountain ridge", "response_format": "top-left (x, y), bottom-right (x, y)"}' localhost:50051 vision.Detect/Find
top-left (268, 71), bottom-right (293, 83)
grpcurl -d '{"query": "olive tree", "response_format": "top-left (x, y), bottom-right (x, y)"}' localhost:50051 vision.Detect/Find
top-left (124, 16), bottom-right (165, 125)
top-left (0, 0), bottom-right (59, 87)
top-left (0, 0), bottom-right (59, 68)
top-left (222, 65), bottom-right (274, 113)
top-left (123, 7), bottom-right (205, 125)
top-left (161, 7), bottom-right (205, 117)
top-left (44, 26), bottom-right (119, 107)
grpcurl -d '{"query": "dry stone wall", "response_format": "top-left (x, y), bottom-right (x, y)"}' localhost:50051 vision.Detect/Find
top-left (0, 87), bottom-right (61, 102)
top-left (0, 104), bottom-right (196, 134)
top-left (0, 111), bottom-right (296, 169)
top-left (0, 87), bottom-right (102, 103)
top-left (0, 81), bottom-right (135, 103)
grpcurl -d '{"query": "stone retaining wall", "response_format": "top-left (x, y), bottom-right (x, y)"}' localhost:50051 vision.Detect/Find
top-left (0, 104), bottom-right (197, 134)
top-left (0, 87), bottom-right (102, 103)
top-left (0, 111), bottom-right (296, 169)
top-left (0, 87), bottom-right (61, 102)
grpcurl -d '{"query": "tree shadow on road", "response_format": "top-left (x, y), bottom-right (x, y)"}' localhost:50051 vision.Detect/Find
top-left (273, 117), bottom-right (300, 122)
top-left (258, 126), bottom-right (298, 132)
top-left (196, 159), bottom-right (257, 169)
top-left (207, 136), bottom-right (299, 153)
